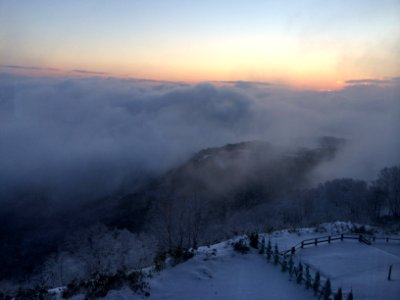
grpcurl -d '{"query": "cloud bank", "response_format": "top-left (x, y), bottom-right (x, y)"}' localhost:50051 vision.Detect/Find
top-left (0, 74), bottom-right (399, 205)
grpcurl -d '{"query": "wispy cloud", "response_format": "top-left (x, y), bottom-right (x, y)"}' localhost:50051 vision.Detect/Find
top-left (0, 64), bottom-right (59, 71)
top-left (71, 69), bottom-right (108, 75)
top-left (216, 80), bottom-right (272, 89)
top-left (390, 77), bottom-right (400, 82)
top-left (345, 78), bottom-right (392, 85)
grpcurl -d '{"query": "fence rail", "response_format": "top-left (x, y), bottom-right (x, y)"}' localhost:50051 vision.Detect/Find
top-left (281, 233), bottom-right (400, 256)
top-left (271, 232), bottom-right (400, 298)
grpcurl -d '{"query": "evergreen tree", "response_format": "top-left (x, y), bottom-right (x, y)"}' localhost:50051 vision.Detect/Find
top-left (273, 243), bottom-right (279, 265)
top-left (259, 237), bottom-right (265, 255)
top-left (281, 258), bottom-right (287, 272)
top-left (249, 232), bottom-right (259, 249)
top-left (305, 266), bottom-right (312, 289)
top-left (334, 288), bottom-right (343, 300)
top-left (313, 271), bottom-right (320, 296)
top-left (346, 290), bottom-right (353, 300)
top-left (266, 240), bottom-right (272, 261)
top-left (296, 262), bottom-right (303, 284)
top-left (288, 255), bottom-right (294, 278)
top-left (323, 279), bottom-right (332, 300)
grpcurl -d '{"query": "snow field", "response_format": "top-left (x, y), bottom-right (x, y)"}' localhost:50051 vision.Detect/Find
top-left (106, 242), bottom-right (312, 300)
top-left (294, 240), bottom-right (400, 300)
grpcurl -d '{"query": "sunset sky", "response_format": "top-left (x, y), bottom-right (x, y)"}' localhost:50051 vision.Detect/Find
top-left (1, 0), bottom-right (399, 89)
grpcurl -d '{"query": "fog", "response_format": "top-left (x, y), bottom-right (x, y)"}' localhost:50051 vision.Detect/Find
top-left (0, 74), bottom-right (399, 205)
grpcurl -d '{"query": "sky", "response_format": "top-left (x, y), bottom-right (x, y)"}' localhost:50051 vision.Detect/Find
top-left (1, 0), bottom-right (399, 89)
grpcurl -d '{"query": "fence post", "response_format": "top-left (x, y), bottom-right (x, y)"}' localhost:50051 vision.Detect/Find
top-left (291, 247), bottom-right (295, 255)
top-left (388, 265), bottom-right (392, 281)
top-left (328, 236), bottom-right (331, 243)
top-left (301, 241), bottom-right (304, 249)
top-left (314, 238), bottom-right (317, 246)
top-left (386, 237), bottom-right (389, 243)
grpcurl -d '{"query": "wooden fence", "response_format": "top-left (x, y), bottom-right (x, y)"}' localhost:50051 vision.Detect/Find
top-left (271, 233), bottom-right (400, 298)
top-left (281, 233), bottom-right (400, 256)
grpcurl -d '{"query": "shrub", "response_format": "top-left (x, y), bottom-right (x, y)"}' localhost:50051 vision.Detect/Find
top-left (352, 225), bottom-right (373, 235)
top-left (61, 270), bottom-right (149, 299)
top-left (171, 247), bottom-right (195, 265)
top-left (154, 251), bottom-right (167, 272)
top-left (126, 271), bottom-right (149, 296)
top-left (62, 280), bottom-right (83, 298)
top-left (233, 239), bottom-right (250, 254)
top-left (14, 286), bottom-right (50, 300)
top-left (0, 291), bottom-right (13, 300)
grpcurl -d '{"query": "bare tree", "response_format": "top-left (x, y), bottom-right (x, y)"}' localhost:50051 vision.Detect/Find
top-left (375, 166), bottom-right (400, 217)
top-left (150, 191), bottom-right (207, 253)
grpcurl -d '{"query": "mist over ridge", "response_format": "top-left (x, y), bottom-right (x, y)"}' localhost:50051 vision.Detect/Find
top-left (0, 74), bottom-right (399, 205)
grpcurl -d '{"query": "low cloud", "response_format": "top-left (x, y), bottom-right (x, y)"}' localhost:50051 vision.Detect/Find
top-left (217, 80), bottom-right (272, 89)
top-left (0, 64), bottom-right (59, 71)
top-left (345, 77), bottom-right (398, 85)
top-left (71, 69), bottom-right (108, 75)
top-left (0, 74), bottom-right (399, 205)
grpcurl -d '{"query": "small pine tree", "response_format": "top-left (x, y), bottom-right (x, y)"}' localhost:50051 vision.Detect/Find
top-left (323, 279), bottom-right (332, 300)
top-left (296, 262), bottom-right (303, 284)
top-left (334, 288), bottom-right (343, 300)
top-left (249, 232), bottom-right (259, 249)
top-left (313, 271), bottom-right (320, 296)
top-left (288, 256), bottom-right (294, 278)
top-left (266, 240), bottom-right (272, 261)
top-left (281, 258), bottom-right (287, 272)
top-left (273, 244), bottom-right (279, 265)
top-left (346, 290), bottom-right (353, 300)
top-left (305, 266), bottom-right (312, 289)
top-left (259, 237), bottom-right (265, 255)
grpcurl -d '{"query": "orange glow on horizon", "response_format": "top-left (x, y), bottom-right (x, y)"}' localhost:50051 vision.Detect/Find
top-left (1, 62), bottom-right (396, 92)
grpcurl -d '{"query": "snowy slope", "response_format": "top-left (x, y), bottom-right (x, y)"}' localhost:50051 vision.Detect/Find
top-left (54, 222), bottom-right (399, 300)
top-left (104, 242), bottom-right (312, 300)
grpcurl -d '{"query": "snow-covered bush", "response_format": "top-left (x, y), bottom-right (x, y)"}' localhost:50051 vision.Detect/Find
top-left (233, 239), bottom-right (250, 254)
top-left (153, 252), bottom-right (167, 272)
top-left (40, 225), bottom-right (156, 287)
top-left (170, 247), bottom-right (195, 265)
top-left (61, 270), bottom-right (149, 299)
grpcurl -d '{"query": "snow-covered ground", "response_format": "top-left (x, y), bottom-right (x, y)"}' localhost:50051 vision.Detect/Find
top-left (104, 242), bottom-right (312, 300)
top-left (297, 240), bottom-right (400, 300)
top-left (55, 222), bottom-right (400, 300)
